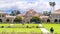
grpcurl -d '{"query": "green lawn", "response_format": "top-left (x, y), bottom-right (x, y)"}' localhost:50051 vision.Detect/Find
top-left (0, 24), bottom-right (41, 34)
top-left (42, 23), bottom-right (60, 34)
top-left (0, 28), bottom-right (41, 33)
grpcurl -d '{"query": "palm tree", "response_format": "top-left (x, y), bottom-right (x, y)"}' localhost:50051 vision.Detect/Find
top-left (49, 2), bottom-right (56, 12)
top-left (49, 2), bottom-right (56, 7)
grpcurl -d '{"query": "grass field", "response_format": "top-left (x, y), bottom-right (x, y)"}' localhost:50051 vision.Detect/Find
top-left (0, 23), bottom-right (60, 34)
top-left (42, 23), bottom-right (60, 34)
top-left (0, 24), bottom-right (41, 34)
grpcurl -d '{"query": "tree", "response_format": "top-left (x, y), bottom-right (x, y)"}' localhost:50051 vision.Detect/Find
top-left (49, 2), bottom-right (56, 12)
top-left (49, 2), bottom-right (56, 7)
top-left (14, 16), bottom-right (22, 23)
top-left (30, 16), bottom-right (41, 23)
top-left (11, 10), bottom-right (20, 16)
top-left (11, 11), bottom-right (15, 16)
top-left (48, 11), bottom-right (51, 16)
top-left (43, 11), bottom-right (51, 16)
top-left (43, 11), bottom-right (48, 16)
top-left (16, 10), bottom-right (20, 14)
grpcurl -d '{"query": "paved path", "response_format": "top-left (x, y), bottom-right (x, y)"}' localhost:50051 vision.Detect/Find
top-left (39, 24), bottom-right (50, 34)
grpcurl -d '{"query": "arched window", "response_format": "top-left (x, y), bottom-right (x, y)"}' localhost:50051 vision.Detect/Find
top-left (47, 19), bottom-right (50, 22)
top-left (54, 19), bottom-right (58, 22)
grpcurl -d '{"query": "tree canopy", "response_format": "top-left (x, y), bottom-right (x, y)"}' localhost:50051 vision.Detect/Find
top-left (14, 16), bottom-right (22, 23)
top-left (11, 10), bottom-right (20, 16)
top-left (43, 11), bottom-right (51, 16)
top-left (30, 16), bottom-right (41, 23)
top-left (49, 2), bottom-right (56, 6)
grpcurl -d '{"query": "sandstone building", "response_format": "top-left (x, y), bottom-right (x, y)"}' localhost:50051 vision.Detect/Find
top-left (0, 9), bottom-right (60, 23)
top-left (0, 10), bottom-right (16, 23)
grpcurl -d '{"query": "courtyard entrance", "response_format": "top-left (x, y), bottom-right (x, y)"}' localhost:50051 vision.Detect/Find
top-left (6, 19), bottom-right (9, 22)
top-left (54, 19), bottom-right (58, 22)
top-left (47, 19), bottom-right (50, 22)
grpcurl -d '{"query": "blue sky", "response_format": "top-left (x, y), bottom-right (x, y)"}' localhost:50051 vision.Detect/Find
top-left (0, 0), bottom-right (60, 14)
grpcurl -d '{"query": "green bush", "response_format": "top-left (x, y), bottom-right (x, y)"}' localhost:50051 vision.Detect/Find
top-left (14, 16), bottom-right (22, 23)
top-left (1, 26), bottom-right (4, 28)
top-left (30, 16), bottom-right (41, 23)
top-left (36, 26), bottom-right (40, 28)
top-left (26, 25), bottom-right (29, 28)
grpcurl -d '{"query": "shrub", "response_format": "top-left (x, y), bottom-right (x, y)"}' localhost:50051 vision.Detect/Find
top-left (1, 26), bottom-right (4, 28)
top-left (26, 26), bottom-right (29, 28)
top-left (36, 26), bottom-right (40, 28)
top-left (30, 16), bottom-right (41, 23)
top-left (14, 16), bottom-right (22, 23)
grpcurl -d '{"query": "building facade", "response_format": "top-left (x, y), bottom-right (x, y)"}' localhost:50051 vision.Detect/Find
top-left (40, 9), bottom-right (60, 23)
top-left (48, 9), bottom-right (60, 23)
top-left (0, 10), bottom-right (16, 23)
top-left (17, 9), bottom-right (40, 23)
top-left (0, 9), bottom-right (60, 23)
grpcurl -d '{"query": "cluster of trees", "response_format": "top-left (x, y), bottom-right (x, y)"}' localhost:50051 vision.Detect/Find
top-left (43, 2), bottom-right (56, 16)
top-left (10, 10), bottom-right (41, 23)
top-left (43, 11), bottom-right (51, 16)
top-left (14, 16), bottom-right (41, 23)
top-left (11, 10), bottom-right (20, 16)
top-left (14, 16), bottom-right (22, 23)
top-left (30, 16), bottom-right (41, 23)
top-left (10, 10), bottom-right (51, 16)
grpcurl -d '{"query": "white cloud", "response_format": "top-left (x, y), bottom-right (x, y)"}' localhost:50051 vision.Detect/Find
top-left (15, 1), bottom-right (39, 10)
top-left (0, 0), bottom-right (60, 12)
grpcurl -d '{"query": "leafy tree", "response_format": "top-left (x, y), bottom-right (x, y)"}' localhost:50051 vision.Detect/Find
top-left (43, 11), bottom-right (48, 16)
top-left (30, 16), bottom-right (41, 23)
top-left (11, 11), bottom-right (15, 16)
top-left (16, 10), bottom-right (20, 14)
top-left (14, 16), bottom-right (22, 23)
top-left (43, 11), bottom-right (51, 16)
top-left (11, 10), bottom-right (20, 16)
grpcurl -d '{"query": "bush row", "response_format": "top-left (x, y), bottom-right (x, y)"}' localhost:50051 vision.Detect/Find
top-left (0, 26), bottom-right (43, 28)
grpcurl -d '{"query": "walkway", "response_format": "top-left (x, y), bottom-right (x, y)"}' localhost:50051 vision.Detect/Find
top-left (39, 24), bottom-right (50, 34)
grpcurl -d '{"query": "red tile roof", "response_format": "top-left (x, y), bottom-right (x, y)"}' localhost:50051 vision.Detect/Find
top-left (17, 9), bottom-right (40, 17)
top-left (52, 9), bottom-right (60, 14)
